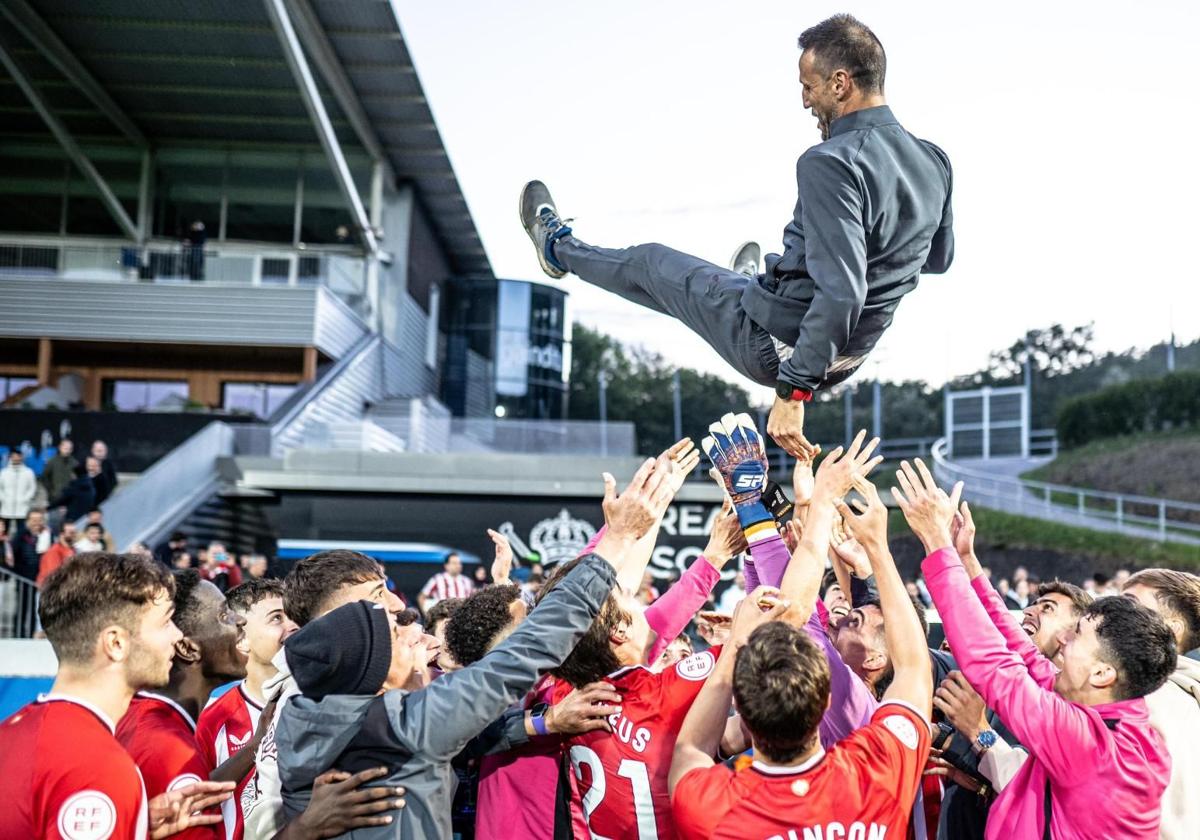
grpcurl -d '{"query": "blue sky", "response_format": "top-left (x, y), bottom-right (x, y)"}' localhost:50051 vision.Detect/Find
top-left (392, 0), bottom-right (1200, 392)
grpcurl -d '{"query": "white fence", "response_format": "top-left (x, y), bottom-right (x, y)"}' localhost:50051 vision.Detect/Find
top-left (931, 438), bottom-right (1200, 544)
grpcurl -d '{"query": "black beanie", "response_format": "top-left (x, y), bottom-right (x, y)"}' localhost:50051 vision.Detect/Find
top-left (285, 600), bottom-right (392, 700)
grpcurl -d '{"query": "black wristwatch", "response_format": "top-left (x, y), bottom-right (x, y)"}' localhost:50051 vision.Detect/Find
top-left (775, 381), bottom-right (813, 402)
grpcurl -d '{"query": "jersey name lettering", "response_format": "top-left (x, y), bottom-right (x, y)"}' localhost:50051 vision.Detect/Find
top-left (605, 712), bottom-right (652, 753)
top-left (768, 823), bottom-right (888, 840)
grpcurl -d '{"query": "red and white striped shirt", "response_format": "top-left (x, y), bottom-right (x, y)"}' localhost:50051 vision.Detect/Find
top-left (420, 572), bottom-right (474, 606)
top-left (196, 682), bottom-right (264, 840)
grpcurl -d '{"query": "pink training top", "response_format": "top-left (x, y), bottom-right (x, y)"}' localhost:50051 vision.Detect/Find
top-left (476, 527), bottom-right (722, 840)
top-left (923, 547), bottom-right (1170, 840)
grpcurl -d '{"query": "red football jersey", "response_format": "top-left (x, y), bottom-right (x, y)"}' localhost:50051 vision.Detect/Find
top-left (0, 694), bottom-right (148, 840)
top-left (672, 701), bottom-right (932, 840)
top-left (562, 646), bottom-right (723, 840)
top-left (117, 692), bottom-right (215, 840)
top-left (196, 683), bottom-right (264, 840)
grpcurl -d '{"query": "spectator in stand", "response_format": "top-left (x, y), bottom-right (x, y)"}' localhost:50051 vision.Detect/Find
top-left (12, 509), bottom-right (50, 583)
top-left (37, 522), bottom-right (77, 588)
top-left (0, 519), bottom-right (12, 569)
top-left (40, 439), bottom-right (78, 506)
top-left (83, 509), bottom-right (118, 551)
top-left (186, 220), bottom-right (207, 281)
top-left (202, 541), bottom-right (243, 593)
top-left (73, 522), bottom-right (108, 553)
top-left (157, 531), bottom-right (189, 568)
top-left (996, 577), bottom-right (1011, 600)
top-left (128, 542), bottom-right (154, 560)
top-left (1121, 569), bottom-right (1200, 840)
top-left (418, 551), bottom-right (474, 613)
top-left (52, 461), bottom-right (97, 525)
top-left (473, 565), bottom-right (491, 588)
top-left (0, 449), bottom-right (37, 534)
top-left (173, 551), bottom-right (193, 569)
top-left (716, 569), bottom-right (747, 613)
top-left (1004, 577), bottom-right (1032, 610)
top-left (90, 440), bottom-right (119, 505)
top-left (245, 554), bottom-right (270, 580)
top-left (0, 552), bottom-right (235, 839)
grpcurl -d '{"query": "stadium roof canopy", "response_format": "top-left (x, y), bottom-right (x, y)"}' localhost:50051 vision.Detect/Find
top-left (0, 0), bottom-right (491, 275)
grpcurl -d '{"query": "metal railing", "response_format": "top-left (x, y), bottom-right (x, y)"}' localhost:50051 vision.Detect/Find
top-left (0, 239), bottom-right (368, 313)
top-left (931, 438), bottom-right (1200, 544)
top-left (0, 567), bottom-right (39, 639)
top-left (100, 421), bottom-right (235, 551)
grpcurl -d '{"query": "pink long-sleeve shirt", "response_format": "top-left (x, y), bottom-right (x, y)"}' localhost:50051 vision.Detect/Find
top-left (923, 547), bottom-right (1170, 840)
top-left (476, 531), bottom-right (722, 840)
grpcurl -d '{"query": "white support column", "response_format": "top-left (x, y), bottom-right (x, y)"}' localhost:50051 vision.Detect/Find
top-left (292, 164), bottom-right (305, 247)
top-left (263, 0), bottom-right (379, 255)
top-left (1020, 385), bottom-right (1031, 459)
top-left (136, 150), bottom-right (152, 245)
top-left (0, 29), bottom-right (139, 240)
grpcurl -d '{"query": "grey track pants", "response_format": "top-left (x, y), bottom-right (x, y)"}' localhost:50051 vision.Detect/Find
top-left (554, 237), bottom-right (781, 386)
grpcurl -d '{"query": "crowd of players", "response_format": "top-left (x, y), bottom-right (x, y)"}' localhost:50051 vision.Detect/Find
top-left (1, 413), bottom-right (1198, 840)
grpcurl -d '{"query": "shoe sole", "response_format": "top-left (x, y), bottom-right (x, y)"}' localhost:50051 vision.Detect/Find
top-left (519, 181), bottom-right (567, 279)
top-left (729, 240), bottom-right (761, 274)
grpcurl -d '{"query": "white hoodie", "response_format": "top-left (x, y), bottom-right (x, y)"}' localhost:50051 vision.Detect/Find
top-left (240, 648), bottom-right (296, 840)
top-left (1145, 655), bottom-right (1200, 840)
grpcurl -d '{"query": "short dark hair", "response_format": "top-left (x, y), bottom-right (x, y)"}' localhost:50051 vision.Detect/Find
top-left (1038, 580), bottom-right (1092, 617)
top-left (284, 550), bottom-right (383, 627)
top-left (170, 531), bottom-right (187, 543)
top-left (542, 558), bottom-right (627, 686)
top-left (444, 585), bottom-right (522, 667)
top-left (734, 622), bottom-right (830, 762)
top-left (171, 569), bottom-right (206, 638)
top-left (1088, 596), bottom-right (1177, 701)
top-left (424, 597), bottom-right (464, 636)
top-left (797, 14), bottom-right (886, 93)
top-left (1124, 569), bottom-right (1200, 651)
top-left (40, 553), bottom-right (174, 665)
top-left (227, 578), bottom-right (285, 614)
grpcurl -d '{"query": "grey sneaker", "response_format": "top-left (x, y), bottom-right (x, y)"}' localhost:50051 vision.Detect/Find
top-left (729, 241), bottom-right (761, 277)
top-left (519, 180), bottom-right (573, 279)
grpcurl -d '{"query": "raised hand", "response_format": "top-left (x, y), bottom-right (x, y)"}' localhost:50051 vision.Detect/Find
top-left (813, 430), bottom-right (882, 502)
top-left (949, 500), bottom-right (985, 579)
top-left (702, 497), bottom-right (748, 569)
top-left (767, 395), bottom-right (817, 459)
top-left (599, 457), bottom-right (677, 547)
top-left (487, 528), bottom-right (514, 586)
top-left (148, 781), bottom-right (234, 838)
top-left (891, 459), bottom-right (963, 555)
top-left (662, 437), bottom-right (702, 492)
top-left (792, 444), bottom-right (821, 508)
top-left (702, 413), bottom-right (770, 509)
top-left (833, 475), bottom-right (889, 557)
top-left (729, 585), bottom-right (789, 646)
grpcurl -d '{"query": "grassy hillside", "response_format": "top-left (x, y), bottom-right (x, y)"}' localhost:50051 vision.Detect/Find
top-left (1023, 429), bottom-right (1200, 503)
top-left (882, 507), bottom-right (1200, 577)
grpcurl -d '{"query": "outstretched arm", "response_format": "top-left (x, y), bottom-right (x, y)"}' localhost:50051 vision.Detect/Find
top-left (669, 591), bottom-right (788, 794)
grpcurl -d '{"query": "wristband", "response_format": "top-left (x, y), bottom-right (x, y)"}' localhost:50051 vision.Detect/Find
top-left (531, 714), bottom-right (550, 736)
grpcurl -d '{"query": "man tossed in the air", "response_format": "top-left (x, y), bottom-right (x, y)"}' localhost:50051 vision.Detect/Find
top-left (521, 14), bottom-right (954, 456)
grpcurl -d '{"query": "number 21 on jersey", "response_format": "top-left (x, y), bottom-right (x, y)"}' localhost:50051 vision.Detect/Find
top-left (570, 745), bottom-right (659, 840)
